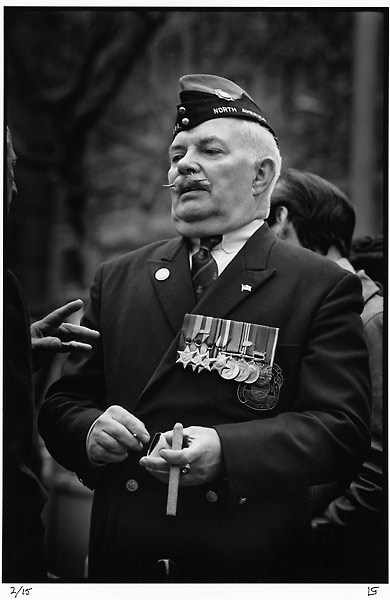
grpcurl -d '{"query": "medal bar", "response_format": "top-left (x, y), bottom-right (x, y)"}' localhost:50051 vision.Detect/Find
top-left (177, 314), bottom-right (279, 385)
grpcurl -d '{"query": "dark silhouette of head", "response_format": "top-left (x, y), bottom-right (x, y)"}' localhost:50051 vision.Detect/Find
top-left (267, 168), bottom-right (355, 258)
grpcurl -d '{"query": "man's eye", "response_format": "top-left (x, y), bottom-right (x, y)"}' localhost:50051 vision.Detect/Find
top-left (171, 154), bottom-right (184, 164)
top-left (204, 148), bottom-right (222, 155)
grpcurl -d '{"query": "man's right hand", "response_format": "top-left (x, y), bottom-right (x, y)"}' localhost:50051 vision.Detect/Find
top-left (87, 405), bottom-right (150, 465)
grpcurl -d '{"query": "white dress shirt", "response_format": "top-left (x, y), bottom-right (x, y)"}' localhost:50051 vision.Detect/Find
top-left (190, 219), bottom-right (264, 274)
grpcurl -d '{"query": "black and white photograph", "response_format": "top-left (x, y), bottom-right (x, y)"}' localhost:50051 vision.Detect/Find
top-left (3, 5), bottom-right (387, 599)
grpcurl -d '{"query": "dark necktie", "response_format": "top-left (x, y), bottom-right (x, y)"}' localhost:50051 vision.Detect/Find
top-left (191, 235), bottom-right (222, 301)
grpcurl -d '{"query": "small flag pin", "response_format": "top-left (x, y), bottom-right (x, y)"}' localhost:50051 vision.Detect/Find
top-left (241, 284), bottom-right (252, 293)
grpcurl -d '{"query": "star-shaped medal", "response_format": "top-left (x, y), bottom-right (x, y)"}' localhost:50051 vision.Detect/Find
top-left (176, 347), bottom-right (196, 368)
top-left (191, 351), bottom-right (205, 371)
top-left (211, 352), bottom-right (229, 373)
top-left (199, 351), bottom-right (212, 371)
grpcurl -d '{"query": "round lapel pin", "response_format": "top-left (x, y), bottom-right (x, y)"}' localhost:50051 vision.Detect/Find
top-left (155, 268), bottom-right (170, 281)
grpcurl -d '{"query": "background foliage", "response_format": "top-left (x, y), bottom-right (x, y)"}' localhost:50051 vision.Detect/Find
top-left (6, 8), bottom-right (385, 315)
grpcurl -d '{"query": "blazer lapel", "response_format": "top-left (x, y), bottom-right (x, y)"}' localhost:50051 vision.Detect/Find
top-left (138, 224), bottom-right (277, 404)
top-left (147, 237), bottom-right (195, 335)
top-left (194, 223), bottom-right (276, 318)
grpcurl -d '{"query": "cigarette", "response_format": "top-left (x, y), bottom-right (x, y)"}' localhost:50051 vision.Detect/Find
top-left (166, 422), bottom-right (183, 517)
top-left (162, 178), bottom-right (208, 190)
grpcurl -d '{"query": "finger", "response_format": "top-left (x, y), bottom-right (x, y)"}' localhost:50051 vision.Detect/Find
top-left (164, 428), bottom-right (193, 447)
top-left (139, 455), bottom-right (169, 471)
top-left (31, 336), bottom-right (63, 353)
top-left (59, 341), bottom-right (93, 353)
top-left (97, 420), bottom-right (144, 452)
top-left (163, 430), bottom-right (174, 445)
top-left (88, 434), bottom-right (128, 464)
top-left (110, 407), bottom-right (150, 445)
top-left (38, 299), bottom-right (84, 329)
top-left (59, 323), bottom-right (100, 343)
top-left (93, 430), bottom-right (130, 455)
top-left (158, 448), bottom-right (191, 466)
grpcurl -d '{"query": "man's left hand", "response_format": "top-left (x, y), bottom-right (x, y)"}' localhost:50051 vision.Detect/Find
top-left (30, 299), bottom-right (100, 371)
top-left (139, 425), bottom-right (223, 486)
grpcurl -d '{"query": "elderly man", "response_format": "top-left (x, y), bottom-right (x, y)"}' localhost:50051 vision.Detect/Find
top-left (38, 75), bottom-right (371, 583)
top-left (267, 168), bottom-right (385, 582)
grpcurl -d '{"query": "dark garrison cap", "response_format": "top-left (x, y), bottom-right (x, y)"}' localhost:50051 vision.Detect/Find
top-left (173, 74), bottom-right (278, 146)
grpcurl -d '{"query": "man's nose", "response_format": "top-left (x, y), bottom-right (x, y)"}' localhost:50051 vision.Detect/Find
top-left (177, 150), bottom-right (199, 174)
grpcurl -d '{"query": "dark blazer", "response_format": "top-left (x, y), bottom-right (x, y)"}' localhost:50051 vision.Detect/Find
top-left (3, 270), bottom-right (47, 582)
top-left (311, 271), bottom-right (385, 582)
top-left (38, 224), bottom-right (371, 582)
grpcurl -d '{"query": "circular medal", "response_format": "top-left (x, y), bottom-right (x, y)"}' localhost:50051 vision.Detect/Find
top-left (245, 362), bottom-right (260, 384)
top-left (234, 360), bottom-right (251, 382)
top-left (221, 358), bottom-right (240, 380)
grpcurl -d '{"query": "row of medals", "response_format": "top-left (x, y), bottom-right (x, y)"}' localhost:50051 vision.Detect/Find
top-left (176, 321), bottom-right (273, 385)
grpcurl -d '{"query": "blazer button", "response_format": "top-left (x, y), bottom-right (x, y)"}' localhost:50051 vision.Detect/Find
top-left (126, 479), bottom-right (139, 492)
top-left (206, 490), bottom-right (218, 503)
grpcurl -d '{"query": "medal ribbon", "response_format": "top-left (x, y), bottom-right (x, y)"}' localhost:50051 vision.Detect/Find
top-left (226, 320), bottom-right (244, 355)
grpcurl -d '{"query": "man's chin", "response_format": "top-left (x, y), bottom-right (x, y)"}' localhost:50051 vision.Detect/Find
top-left (172, 214), bottom-right (220, 238)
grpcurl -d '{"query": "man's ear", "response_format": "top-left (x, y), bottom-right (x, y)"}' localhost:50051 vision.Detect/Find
top-left (275, 205), bottom-right (289, 224)
top-left (252, 157), bottom-right (276, 196)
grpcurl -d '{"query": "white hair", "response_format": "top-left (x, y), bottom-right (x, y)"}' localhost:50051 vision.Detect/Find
top-left (239, 119), bottom-right (282, 198)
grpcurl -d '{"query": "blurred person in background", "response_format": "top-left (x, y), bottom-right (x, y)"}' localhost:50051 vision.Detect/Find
top-left (350, 235), bottom-right (384, 292)
top-left (267, 168), bottom-right (385, 582)
top-left (38, 75), bottom-right (371, 583)
top-left (3, 126), bottom-right (100, 582)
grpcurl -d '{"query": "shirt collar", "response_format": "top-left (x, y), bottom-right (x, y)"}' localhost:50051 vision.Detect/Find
top-left (190, 219), bottom-right (264, 253)
top-left (335, 257), bottom-right (356, 274)
top-left (335, 258), bottom-right (380, 302)
top-left (356, 269), bottom-right (380, 303)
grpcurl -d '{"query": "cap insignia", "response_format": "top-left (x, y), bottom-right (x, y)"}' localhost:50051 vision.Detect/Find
top-left (214, 88), bottom-right (235, 101)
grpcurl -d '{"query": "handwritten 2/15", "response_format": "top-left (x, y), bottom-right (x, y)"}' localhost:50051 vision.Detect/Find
top-left (10, 586), bottom-right (32, 597)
